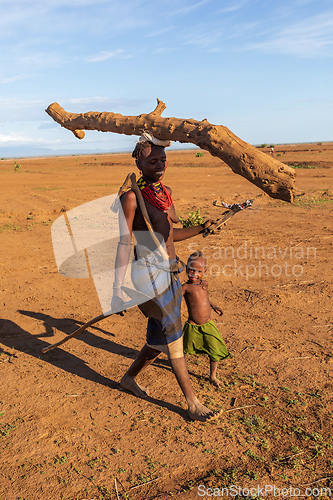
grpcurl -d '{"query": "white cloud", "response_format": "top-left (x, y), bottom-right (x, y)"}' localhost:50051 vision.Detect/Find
top-left (0, 75), bottom-right (26, 84)
top-left (0, 132), bottom-right (52, 145)
top-left (0, 98), bottom-right (51, 122)
top-left (38, 121), bottom-right (59, 130)
top-left (217, 0), bottom-right (251, 14)
top-left (145, 26), bottom-right (174, 38)
top-left (152, 47), bottom-right (176, 55)
top-left (183, 29), bottom-right (223, 49)
top-left (0, 97), bottom-right (150, 126)
top-left (64, 97), bottom-right (147, 110)
top-left (0, 0), bottom-right (150, 43)
top-left (66, 96), bottom-right (116, 105)
top-left (17, 52), bottom-right (66, 66)
top-left (247, 11), bottom-right (333, 57)
top-left (86, 50), bottom-right (125, 63)
top-left (171, 0), bottom-right (212, 16)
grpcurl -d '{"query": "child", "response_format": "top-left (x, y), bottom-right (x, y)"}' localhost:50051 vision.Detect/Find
top-left (182, 251), bottom-right (230, 386)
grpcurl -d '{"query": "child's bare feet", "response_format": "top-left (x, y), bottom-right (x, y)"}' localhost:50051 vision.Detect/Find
top-left (120, 374), bottom-right (150, 398)
top-left (209, 376), bottom-right (222, 387)
top-left (187, 398), bottom-right (215, 421)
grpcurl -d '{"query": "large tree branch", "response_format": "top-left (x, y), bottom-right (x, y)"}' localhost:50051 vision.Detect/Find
top-left (46, 99), bottom-right (295, 202)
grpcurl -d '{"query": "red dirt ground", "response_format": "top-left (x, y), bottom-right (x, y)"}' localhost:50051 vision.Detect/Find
top-left (1, 143), bottom-right (333, 500)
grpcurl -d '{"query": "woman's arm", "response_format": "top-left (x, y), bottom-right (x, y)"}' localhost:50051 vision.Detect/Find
top-left (173, 220), bottom-right (214, 242)
top-left (173, 223), bottom-right (205, 242)
top-left (111, 191), bottom-right (137, 307)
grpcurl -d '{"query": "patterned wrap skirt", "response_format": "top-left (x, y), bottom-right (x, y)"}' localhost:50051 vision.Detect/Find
top-left (131, 246), bottom-right (185, 359)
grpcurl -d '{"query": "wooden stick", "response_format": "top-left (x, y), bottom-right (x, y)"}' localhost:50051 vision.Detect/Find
top-left (41, 312), bottom-right (109, 353)
top-left (278, 451), bottom-right (305, 462)
top-left (41, 287), bottom-right (163, 353)
top-left (224, 404), bottom-right (257, 412)
top-left (128, 477), bottom-right (160, 491)
top-left (300, 477), bottom-right (333, 487)
top-left (250, 296), bottom-right (267, 308)
top-left (288, 356), bottom-right (312, 360)
top-left (115, 478), bottom-right (120, 500)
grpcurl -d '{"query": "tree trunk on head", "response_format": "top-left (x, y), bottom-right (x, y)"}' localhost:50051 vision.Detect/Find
top-left (46, 99), bottom-right (295, 202)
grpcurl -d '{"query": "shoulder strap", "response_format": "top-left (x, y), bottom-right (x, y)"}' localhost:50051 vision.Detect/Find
top-left (112, 172), bottom-right (169, 261)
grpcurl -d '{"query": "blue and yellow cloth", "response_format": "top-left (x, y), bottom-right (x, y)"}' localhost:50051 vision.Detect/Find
top-left (131, 246), bottom-right (185, 359)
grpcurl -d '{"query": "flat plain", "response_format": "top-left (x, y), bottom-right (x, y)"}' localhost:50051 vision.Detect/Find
top-left (1, 143), bottom-right (332, 499)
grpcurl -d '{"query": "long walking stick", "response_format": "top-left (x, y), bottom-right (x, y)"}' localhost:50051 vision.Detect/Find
top-left (42, 174), bottom-right (169, 354)
top-left (42, 286), bottom-right (163, 353)
top-left (42, 312), bottom-right (109, 353)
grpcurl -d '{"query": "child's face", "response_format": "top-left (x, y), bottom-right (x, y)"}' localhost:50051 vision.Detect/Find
top-left (137, 145), bottom-right (167, 184)
top-left (186, 257), bottom-right (206, 283)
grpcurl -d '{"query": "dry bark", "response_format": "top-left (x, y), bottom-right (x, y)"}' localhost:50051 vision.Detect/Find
top-left (46, 99), bottom-right (295, 202)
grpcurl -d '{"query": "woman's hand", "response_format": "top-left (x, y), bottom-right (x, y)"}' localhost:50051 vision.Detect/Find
top-left (201, 219), bottom-right (222, 236)
top-left (111, 290), bottom-right (126, 316)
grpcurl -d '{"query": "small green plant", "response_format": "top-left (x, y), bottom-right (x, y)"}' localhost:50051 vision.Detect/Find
top-left (195, 151), bottom-right (204, 157)
top-left (13, 162), bottom-right (21, 171)
top-left (54, 455), bottom-right (68, 465)
top-left (244, 449), bottom-right (261, 461)
top-left (290, 164), bottom-right (316, 169)
top-left (116, 467), bottom-right (127, 473)
top-left (260, 144), bottom-right (267, 148)
top-left (0, 422), bottom-right (17, 437)
top-left (179, 209), bottom-right (204, 228)
top-left (294, 190), bottom-right (333, 208)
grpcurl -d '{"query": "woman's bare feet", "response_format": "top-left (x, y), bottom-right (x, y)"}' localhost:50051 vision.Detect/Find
top-left (187, 397), bottom-right (215, 421)
top-left (120, 374), bottom-right (150, 398)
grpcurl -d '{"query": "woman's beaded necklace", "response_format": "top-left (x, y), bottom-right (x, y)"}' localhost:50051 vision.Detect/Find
top-left (137, 176), bottom-right (173, 211)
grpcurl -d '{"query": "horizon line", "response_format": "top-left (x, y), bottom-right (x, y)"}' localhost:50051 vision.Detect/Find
top-left (0, 140), bottom-right (332, 161)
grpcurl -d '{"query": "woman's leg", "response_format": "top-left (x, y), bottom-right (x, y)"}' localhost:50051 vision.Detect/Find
top-left (121, 344), bottom-right (160, 397)
top-left (170, 356), bottom-right (215, 421)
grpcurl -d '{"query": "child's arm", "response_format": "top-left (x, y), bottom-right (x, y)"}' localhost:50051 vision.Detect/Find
top-left (205, 281), bottom-right (223, 315)
top-left (182, 282), bottom-right (189, 297)
top-left (210, 300), bottom-right (223, 316)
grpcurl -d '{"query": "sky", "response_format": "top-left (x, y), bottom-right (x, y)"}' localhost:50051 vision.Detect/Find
top-left (0, 0), bottom-right (332, 157)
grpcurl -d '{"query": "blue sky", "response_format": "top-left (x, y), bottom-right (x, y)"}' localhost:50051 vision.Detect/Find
top-left (0, 0), bottom-right (332, 157)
